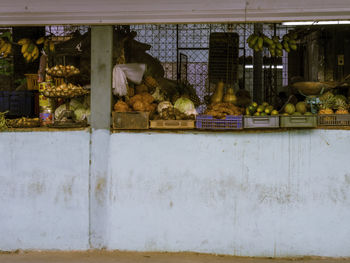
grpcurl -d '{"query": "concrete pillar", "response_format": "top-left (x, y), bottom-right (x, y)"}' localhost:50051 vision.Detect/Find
top-left (90, 25), bottom-right (113, 248)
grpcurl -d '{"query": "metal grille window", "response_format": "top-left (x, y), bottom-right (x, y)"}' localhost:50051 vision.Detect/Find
top-left (131, 23), bottom-right (290, 105)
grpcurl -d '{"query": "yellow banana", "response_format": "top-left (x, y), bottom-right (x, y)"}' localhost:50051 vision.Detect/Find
top-left (25, 52), bottom-right (32, 63)
top-left (4, 43), bottom-right (11, 54)
top-left (0, 42), bottom-right (8, 53)
top-left (0, 39), bottom-right (5, 48)
top-left (18, 38), bottom-right (30, 45)
top-left (36, 37), bottom-right (45, 45)
top-left (31, 45), bottom-right (39, 58)
top-left (49, 41), bottom-right (55, 52)
top-left (23, 52), bottom-right (31, 59)
top-left (32, 50), bottom-right (39, 61)
top-left (21, 43), bottom-right (29, 53)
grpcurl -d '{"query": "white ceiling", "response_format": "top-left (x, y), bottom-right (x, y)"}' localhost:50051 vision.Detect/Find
top-left (1, 0), bottom-right (350, 25)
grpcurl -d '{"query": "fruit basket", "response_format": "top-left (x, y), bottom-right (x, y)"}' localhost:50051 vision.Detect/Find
top-left (244, 116), bottom-right (279, 129)
top-left (280, 115), bottom-right (317, 128)
top-left (196, 115), bottom-right (243, 130)
top-left (46, 65), bottom-right (80, 78)
top-left (41, 83), bottom-right (89, 99)
top-left (318, 114), bottom-right (350, 126)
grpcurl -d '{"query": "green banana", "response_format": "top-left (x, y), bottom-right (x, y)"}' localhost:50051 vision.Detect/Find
top-left (263, 35), bottom-right (273, 46)
top-left (257, 37), bottom-right (264, 49)
top-left (249, 35), bottom-right (259, 47)
top-left (27, 43), bottom-right (35, 54)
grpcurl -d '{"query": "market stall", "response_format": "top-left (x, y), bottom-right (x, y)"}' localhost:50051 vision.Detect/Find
top-left (2, 0), bottom-right (350, 258)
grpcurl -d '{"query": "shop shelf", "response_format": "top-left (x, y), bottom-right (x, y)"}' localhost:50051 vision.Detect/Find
top-left (112, 111), bottom-right (149, 130)
top-left (150, 120), bottom-right (195, 129)
top-left (318, 114), bottom-right (350, 126)
top-left (244, 116), bottom-right (279, 129)
top-left (280, 115), bottom-right (317, 128)
top-left (196, 115), bottom-right (243, 130)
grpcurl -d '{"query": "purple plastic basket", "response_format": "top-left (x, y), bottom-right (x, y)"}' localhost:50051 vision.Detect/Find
top-left (196, 115), bottom-right (243, 130)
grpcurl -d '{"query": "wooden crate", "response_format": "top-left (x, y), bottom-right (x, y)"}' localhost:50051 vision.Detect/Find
top-left (25, 74), bottom-right (38, 90)
top-left (112, 111), bottom-right (149, 130)
top-left (150, 120), bottom-right (195, 129)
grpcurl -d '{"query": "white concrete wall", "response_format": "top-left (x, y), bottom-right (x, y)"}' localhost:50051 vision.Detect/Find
top-left (107, 130), bottom-right (350, 257)
top-left (1, 129), bottom-right (350, 257)
top-left (1, 0), bottom-right (350, 25)
top-left (0, 131), bottom-right (90, 250)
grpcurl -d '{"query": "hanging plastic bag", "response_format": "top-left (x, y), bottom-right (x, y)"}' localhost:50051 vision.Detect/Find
top-left (118, 63), bottom-right (146, 85)
top-left (112, 65), bottom-right (128, 96)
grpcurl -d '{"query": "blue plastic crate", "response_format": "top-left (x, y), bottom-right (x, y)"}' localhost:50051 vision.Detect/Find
top-left (0, 91), bottom-right (36, 117)
top-left (196, 115), bottom-right (243, 130)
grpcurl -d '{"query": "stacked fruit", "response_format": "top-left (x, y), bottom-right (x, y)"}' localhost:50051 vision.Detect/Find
top-left (245, 102), bottom-right (279, 116)
top-left (46, 65), bottom-right (80, 77)
top-left (282, 102), bottom-right (312, 116)
top-left (0, 38), bottom-right (12, 58)
top-left (18, 38), bottom-right (39, 63)
top-left (319, 91), bottom-right (349, 114)
top-left (42, 83), bottom-right (89, 98)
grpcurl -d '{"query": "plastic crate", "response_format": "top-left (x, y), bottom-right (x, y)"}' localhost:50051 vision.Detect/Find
top-left (112, 111), bottom-right (149, 130)
top-left (280, 115), bottom-right (317, 128)
top-left (150, 120), bottom-right (195, 129)
top-left (196, 115), bottom-right (243, 130)
top-left (25, 74), bottom-right (38, 90)
top-left (0, 91), bottom-right (37, 117)
top-left (318, 114), bottom-right (350, 126)
top-left (244, 116), bottom-right (279, 129)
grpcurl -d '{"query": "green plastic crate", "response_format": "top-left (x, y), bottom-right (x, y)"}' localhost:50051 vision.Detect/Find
top-left (280, 115), bottom-right (317, 128)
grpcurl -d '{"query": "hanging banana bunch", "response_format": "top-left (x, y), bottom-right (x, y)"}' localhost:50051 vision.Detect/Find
top-left (0, 38), bottom-right (12, 58)
top-left (18, 38), bottom-right (39, 63)
top-left (247, 31), bottom-right (298, 57)
top-left (247, 34), bottom-right (264, 52)
top-left (281, 31), bottom-right (298, 53)
top-left (36, 37), bottom-right (55, 54)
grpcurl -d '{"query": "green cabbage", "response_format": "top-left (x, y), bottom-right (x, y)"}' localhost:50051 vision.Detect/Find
top-left (174, 97), bottom-right (195, 114)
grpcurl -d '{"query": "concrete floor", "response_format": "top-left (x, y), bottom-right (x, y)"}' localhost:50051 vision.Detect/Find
top-left (0, 251), bottom-right (349, 263)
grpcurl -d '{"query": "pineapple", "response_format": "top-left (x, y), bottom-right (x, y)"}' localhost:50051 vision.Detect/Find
top-left (333, 95), bottom-right (349, 114)
top-left (318, 99), bottom-right (334, 115)
top-left (319, 91), bottom-right (334, 102)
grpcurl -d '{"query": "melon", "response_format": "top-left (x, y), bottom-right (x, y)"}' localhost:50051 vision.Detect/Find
top-left (296, 101), bottom-right (307, 114)
top-left (284, 103), bottom-right (295, 114)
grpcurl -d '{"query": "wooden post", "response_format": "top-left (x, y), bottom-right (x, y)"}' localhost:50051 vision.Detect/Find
top-left (253, 23), bottom-right (263, 103)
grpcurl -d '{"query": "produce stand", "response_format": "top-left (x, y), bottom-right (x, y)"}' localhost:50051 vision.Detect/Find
top-left (42, 65), bottom-right (89, 128)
